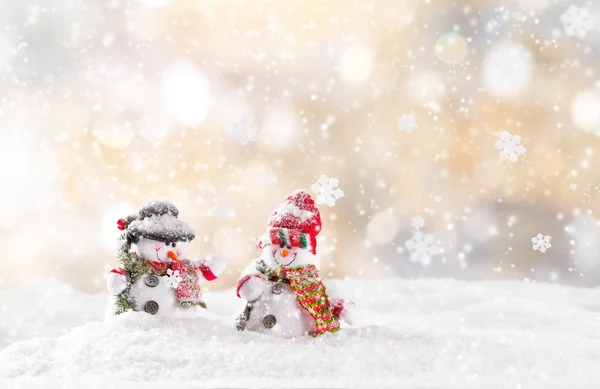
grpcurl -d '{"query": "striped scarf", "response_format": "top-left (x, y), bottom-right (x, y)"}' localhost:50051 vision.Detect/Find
top-left (268, 264), bottom-right (340, 337)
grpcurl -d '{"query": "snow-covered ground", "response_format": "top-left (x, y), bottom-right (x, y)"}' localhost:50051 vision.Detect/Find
top-left (1, 278), bottom-right (600, 388)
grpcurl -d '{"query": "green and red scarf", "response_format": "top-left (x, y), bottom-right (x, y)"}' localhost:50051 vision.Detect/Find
top-left (268, 264), bottom-right (340, 337)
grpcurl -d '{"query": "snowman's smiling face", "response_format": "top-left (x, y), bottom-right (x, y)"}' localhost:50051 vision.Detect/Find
top-left (136, 237), bottom-right (190, 263)
top-left (262, 245), bottom-right (317, 268)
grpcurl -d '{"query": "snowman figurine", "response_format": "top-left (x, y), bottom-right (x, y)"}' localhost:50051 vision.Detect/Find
top-left (105, 199), bottom-right (226, 319)
top-left (235, 190), bottom-right (353, 338)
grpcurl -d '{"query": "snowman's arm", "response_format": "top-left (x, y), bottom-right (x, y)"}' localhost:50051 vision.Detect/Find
top-left (194, 254), bottom-right (226, 282)
top-left (106, 267), bottom-right (127, 295)
top-left (330, 297), bottom-right (356, 325)
top-left (236, 260), bottom-right (265, 301)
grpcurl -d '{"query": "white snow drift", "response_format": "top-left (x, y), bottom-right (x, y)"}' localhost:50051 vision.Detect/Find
top-left (1, 278), bottom-right (600, 388)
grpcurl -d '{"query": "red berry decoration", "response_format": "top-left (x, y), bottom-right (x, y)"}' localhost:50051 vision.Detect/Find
top-left (117, 218), bottom-right (127, 231)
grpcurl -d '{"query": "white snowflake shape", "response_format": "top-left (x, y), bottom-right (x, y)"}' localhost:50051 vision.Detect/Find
top-left (434, 195), bottom-right (442, 203)
top-left (398, 114), bottom-right (417, 133)
top-left (570, 183), bottom-right (577, 191)
top-left (229, 119), bottom-right (258, 145)
top-left (405, 230), bottom-right (440, 266)
top-left (531, 233), bottom-right (552, 253)
top-left (162, 269), bottom-right (183, 289)
top-left (311, 175), bottom-right (345, 207)
top-left (560, 5), bottom-right (595, 39)
top-left (495, 132), bottom-right (526, 163)
top-left (411, 216), bottom-right (425, 230)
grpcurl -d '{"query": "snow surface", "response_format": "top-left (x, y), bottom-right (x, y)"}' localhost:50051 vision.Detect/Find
top-left (1, 278), bottom-right (600, 388)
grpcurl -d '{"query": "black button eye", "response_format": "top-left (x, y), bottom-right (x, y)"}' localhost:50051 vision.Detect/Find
top-left (165, 242), bottom-right (170, 247)
top-left (280, 244), bottom-right (285, 248)
top-left (172, 243), bottom-right (176, 248)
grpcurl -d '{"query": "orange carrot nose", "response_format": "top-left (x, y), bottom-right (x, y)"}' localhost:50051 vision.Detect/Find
top-left (281, 248), bottom-right (289, 257)
top-left (167, 251), bottom-right (179, 262)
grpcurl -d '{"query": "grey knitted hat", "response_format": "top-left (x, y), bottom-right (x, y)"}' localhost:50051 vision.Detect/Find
top-left (127, 199), bottom-right (195, 243)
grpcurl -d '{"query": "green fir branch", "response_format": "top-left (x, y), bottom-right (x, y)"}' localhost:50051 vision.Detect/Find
top-left (115, 286), bottom-right (136, 315)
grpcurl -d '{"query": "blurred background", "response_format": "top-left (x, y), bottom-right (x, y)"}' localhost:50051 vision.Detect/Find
top-left (1, 0), bottom-right (600, 292)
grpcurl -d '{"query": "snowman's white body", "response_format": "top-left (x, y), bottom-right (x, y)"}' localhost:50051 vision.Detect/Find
top-left (240, 260), bottom-right (317, 338)
top-left (237, 246), bottom-right (350, 338)
top-left (106, 237), bottom-right (224, 320)
top-left (105, 272), bottom-right (206, 320)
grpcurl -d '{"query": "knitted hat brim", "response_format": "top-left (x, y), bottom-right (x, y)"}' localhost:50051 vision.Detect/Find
top-left (128, 214), bottom-right (195, 243)
top-left (257, 227), bottom-right (315, 255)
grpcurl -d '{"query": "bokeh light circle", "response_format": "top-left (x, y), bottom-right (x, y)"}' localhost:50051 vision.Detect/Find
top-left (434, 32), bottom-right (468, 65)
top-left (259, 105), bottom-right (299, 152)
top-left (162, 61), bottom-right (211, 126)
top-left (367, 211), bottom-right (399, 244)
top-left (571, 89), bottom-right (600, 132)
top-left (406, 69), bottom-right (446, 105)
top-left (482, 41), bottom-right (533, 100)
top-left (338, 46), bottom-right (374, 86)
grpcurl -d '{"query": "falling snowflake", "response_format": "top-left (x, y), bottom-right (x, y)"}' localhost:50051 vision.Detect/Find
top-left (532, 233), bottom-right (552, 253)
top-left (162, 269), bottom-right (183, 289)
top-left (411, 216), bottom-right (425, 230)
top-left (560, 5), bottom-right (595, 39)
top-left (405, 230), bottom-right (440, 266)
top-left (570, 183), bottom-right (577, 191)
top-left (495, 132), bottom-right (526, 163)
top-left (228, 118), bottom-right (258, 145)
top-left (311, 175), bottom-right (345, 207)
top-left (398, 114), bottom-right (417, 133)
top-left (434, 195), bottom-right (442, 203)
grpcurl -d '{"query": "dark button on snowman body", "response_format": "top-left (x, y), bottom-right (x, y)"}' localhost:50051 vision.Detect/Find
top-left (129, 277), bottom-right (182, 317)
top-left (144, 300), bottom-right (159, 315)
top-left (144, 275), bottom-right (160, 287)
top-left (271, 283), bottom-right (284, 295)
top-left (263, 314), bottom-right (276, 328)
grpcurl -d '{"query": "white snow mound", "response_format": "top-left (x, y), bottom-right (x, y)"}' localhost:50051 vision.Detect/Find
top-left (1, 278), bottom-right (600, 388)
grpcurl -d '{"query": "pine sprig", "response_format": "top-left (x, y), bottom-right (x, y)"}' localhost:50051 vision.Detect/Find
top-left (114, 233), bottom-right (152, 315)
top-left (255, 260), bottom-right (269, 276)
top-left (180, 301), bottom-right (207, 310)
top-left (117, 234), bottom-right (155, 285)
top-left (115, 286), bottom-right (136, 315)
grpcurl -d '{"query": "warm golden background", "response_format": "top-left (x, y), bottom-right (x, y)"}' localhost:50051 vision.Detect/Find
top-left (1, 0), bottom-right (600, 292)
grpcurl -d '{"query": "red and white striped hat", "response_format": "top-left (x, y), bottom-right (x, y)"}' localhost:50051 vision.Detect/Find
top-left (257, 190), bottom-right (322, 255)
